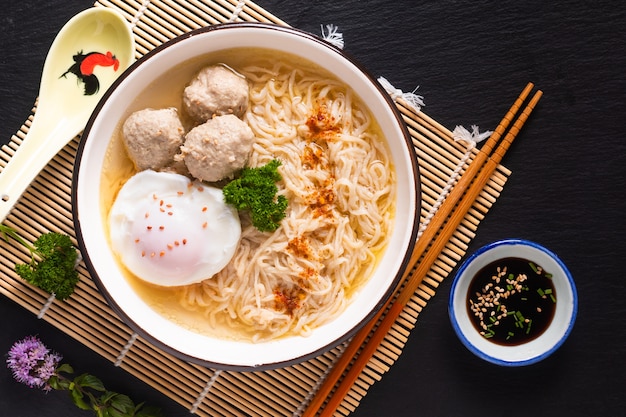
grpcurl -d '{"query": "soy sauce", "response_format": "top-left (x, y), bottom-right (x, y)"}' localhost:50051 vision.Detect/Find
top-left (466, 257), bottom-right (556, 346)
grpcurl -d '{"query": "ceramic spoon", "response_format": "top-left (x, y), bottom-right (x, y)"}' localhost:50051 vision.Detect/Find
top-left (0, 7), bottom-right (134, 222)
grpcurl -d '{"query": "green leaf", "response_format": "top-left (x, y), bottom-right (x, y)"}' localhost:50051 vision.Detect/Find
top-left (70, 386), bottom-right (91, 411)
top-left (99, 390), bottom-right (118, 403)
top-left (223, 159), bottom-right (288, 232)
top-left (47, 375), bottom-right (61, 390)
top-left (57, 379), bottom-right (71, 390)
top-left (56, 363), bottom-right (74, 374)
top-left (75, 373), bottom-right (106, 391)
top-left (111, 393), bottom-right (135, 411)
top-left (106, 393), bottom-right (135, 417)
top-left (15, 263), bottom-right (35, 282)
top-left (107, 407), bottom-right (125, 417)
top-left (12, 231), bottom-right (80, 300)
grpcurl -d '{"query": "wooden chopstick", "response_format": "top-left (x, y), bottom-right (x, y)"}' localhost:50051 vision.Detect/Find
top-left (303, 84), bottom-right (543, 417)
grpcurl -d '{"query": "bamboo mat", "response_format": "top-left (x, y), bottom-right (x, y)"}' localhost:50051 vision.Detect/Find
top-left (0, 1), bottom-right (510, 416)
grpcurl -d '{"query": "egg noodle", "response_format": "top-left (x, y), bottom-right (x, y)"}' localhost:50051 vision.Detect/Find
top-left (177, 61), bottom-right (396, 342)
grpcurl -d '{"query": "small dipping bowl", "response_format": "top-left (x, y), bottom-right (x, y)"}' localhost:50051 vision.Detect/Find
top-left (449, 239), bottom-right (577, 366)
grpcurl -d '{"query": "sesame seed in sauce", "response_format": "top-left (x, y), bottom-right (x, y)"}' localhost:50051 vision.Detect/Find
top-left (467, 258), bottom-right (557, 346)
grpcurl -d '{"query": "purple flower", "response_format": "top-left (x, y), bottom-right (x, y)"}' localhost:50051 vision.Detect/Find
top-left (6, 335), bottom-right (62, 392)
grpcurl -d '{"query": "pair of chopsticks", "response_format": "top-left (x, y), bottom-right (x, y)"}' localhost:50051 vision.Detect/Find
top-left (302, 82), bottom-right (543, 417)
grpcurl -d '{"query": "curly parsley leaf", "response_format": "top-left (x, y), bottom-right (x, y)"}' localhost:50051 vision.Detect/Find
top-left (1, 225), bottom-right (79, 300)
top-left (223, 159), bottom-right (288, 232)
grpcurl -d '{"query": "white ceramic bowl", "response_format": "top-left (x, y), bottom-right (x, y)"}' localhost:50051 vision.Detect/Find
top-left (449, 239), bottom-right (577, 366)
top-left (72, 23), bottom-right (420, 370)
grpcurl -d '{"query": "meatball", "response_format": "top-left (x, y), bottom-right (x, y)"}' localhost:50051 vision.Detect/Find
top-left (121, 108), bottom-right (184, 171)
top-left (183, 65), bottom-right (249, 123)
top-left (179, 114), bottom-right (254, 182)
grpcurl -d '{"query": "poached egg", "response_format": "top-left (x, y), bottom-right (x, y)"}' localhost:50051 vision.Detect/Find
top-left (108, 170), bottom-right (241, 286)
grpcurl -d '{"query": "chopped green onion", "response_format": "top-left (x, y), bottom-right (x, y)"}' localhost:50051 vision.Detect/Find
top-left (529, 262), bottom-right (538, 273)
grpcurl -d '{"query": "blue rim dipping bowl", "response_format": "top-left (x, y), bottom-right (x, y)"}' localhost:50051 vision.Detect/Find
top-left (449, 239), bottom-right (577, 366)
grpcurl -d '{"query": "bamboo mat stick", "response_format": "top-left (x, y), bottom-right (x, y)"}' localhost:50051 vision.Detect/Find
top-left (302, 84), bottom-right (541, 417)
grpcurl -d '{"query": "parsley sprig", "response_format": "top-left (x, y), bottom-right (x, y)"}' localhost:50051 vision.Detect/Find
top-left (223, 159), bottom-right (288, 232)
top-left (0, 224), bottom-right (79, 300)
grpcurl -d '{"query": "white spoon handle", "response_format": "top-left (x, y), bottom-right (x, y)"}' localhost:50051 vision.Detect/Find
top-left (0, 113), bottom-right (82, 222)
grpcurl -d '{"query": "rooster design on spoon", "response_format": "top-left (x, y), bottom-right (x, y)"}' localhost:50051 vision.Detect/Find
top-left (60, 50), bottom-right (120, 95)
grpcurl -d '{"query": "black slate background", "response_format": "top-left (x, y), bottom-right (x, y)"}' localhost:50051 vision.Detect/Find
top-left (1, 1), bottom-right (625, 416)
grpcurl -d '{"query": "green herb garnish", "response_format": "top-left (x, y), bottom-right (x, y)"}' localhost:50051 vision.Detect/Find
top-left (222, 159), bottom-right (288, 232)
top-left (0, 224), bottom-right (79, 300)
